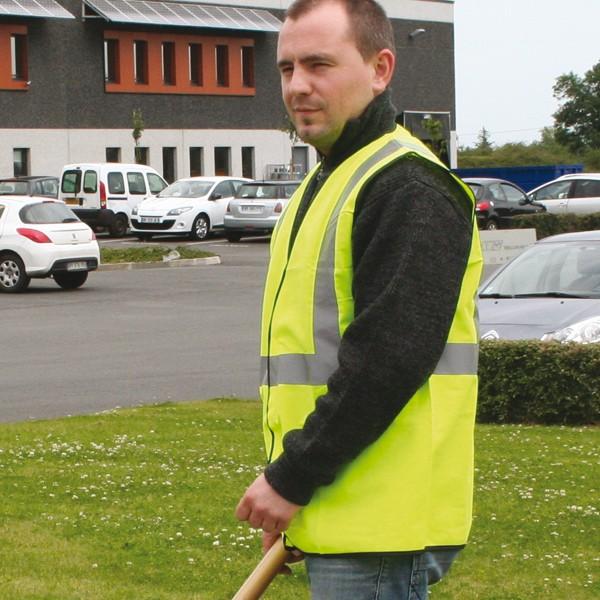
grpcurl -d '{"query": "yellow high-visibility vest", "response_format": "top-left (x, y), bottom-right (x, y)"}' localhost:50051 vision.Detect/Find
top-left (260, 124), bottom-right (483, 553)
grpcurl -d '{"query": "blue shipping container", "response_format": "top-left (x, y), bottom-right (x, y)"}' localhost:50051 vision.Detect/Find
top-left (453, 164), bottom-right (583, 192)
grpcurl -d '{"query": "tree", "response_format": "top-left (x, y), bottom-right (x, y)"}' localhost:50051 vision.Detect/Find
top-left (475, 127), bottom-right (493, 153)
top-left (553, 60), bottom-right (600, 153)
top-left (132, 108), bottom-right (145, 163)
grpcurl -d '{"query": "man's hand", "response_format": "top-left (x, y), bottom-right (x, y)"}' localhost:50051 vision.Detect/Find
top-left (235, 474), bottom-right (301, 533)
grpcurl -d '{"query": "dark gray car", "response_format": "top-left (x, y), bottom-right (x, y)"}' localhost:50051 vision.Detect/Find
top-left (479, 230), bottom-right (600, 343)
top-left (0, 176), bottom-right (59, 198)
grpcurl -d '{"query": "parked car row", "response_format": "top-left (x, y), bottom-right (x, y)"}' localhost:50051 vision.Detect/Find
top-left (462, 173), bottom-right (600, 230)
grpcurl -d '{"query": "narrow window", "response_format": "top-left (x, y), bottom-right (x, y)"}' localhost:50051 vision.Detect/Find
top-left (106, 147), bottom-right (121, 162)
top-left (83, 170), bottom-right (98, 193)
top-left (10, 34), bottom-right (28, 81)
top-left (136, 147), bottom-right (149, 165)
top-left (241, 46), bottom-right (254, 87)
top-left (162, 41), bottom-right (176, 85)
top-left (133, 40), bottom-right (148, 84)
top-left (214, 147), bottom-right (231, 176)
top-left (162, 147), bottom-right (177, 183)
top-left (13, 148), bottom-right (29, 176)
top-left (241, 147), bottom-right (254, 179)
top-left (215, 45), bottom-right (229, 87)
top-left (189, 43), bottom-right (203, 86)
top-left (189, 147), bottom-right (203, 176)
top-left (104, 39), bottom-right (119, 83)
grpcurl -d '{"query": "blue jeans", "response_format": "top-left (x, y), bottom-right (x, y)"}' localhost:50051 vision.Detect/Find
top-left (305, 551), bottom-right (458, 600)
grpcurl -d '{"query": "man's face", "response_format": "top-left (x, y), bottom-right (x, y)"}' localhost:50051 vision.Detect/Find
top-left (277, 2), bottom-right (385, 155)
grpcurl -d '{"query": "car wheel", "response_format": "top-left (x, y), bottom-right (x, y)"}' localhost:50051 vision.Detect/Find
top-left (109, 214), bottom-right (128, 237)
top-left (485, 219), bottom-right (498, 231)
top-left (0, 253), bottom-right (31, 293)
top-left (190, 214), bottom-right (210, 241)
top-left (53, 271), bottom-right (88, 290)
top-left (226, 233), bottom-right (242, 243)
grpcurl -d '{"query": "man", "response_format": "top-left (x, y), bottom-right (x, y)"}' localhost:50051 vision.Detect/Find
top-left (236, 0), bottom-right (483, 597)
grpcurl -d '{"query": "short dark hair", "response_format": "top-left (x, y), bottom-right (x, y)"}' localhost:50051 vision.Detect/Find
top-left (285, 0), bottom-right (395, 60)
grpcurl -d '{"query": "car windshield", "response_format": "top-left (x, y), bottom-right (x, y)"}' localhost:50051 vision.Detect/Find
top-left (0, 181), bottom-right (29, 195)
top-left (20, 202), bottom-right (80, 224)
top-left (480, 241), bottom-right (600, 299)
top-left (237, 185), bottom-right (278, 199)
top-left (158, 180), bottom-right (214, 198)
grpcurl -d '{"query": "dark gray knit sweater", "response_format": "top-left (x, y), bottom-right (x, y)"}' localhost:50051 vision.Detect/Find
top-left (264, 91), bottom-right (473, 508)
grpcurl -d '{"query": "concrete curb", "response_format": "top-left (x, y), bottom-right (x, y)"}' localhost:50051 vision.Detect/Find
top-left (98, 256), bottom-right (221, 271)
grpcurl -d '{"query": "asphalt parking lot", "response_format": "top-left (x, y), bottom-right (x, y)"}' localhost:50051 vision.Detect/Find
top-left (1, 235), bottom-right (270, 423)
top-left (1, 232), bottom-right (498, 423)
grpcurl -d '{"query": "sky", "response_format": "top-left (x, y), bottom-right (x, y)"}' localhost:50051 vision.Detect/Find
top-left (453, 0), bottom-right (600, 148)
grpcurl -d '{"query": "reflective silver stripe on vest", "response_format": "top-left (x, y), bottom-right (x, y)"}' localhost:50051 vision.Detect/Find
top-left (261, 134), bottom-right (476, 389)
top-left (261, 342), bottom-right (477, 386)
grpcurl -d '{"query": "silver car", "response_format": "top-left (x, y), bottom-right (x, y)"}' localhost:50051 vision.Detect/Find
top-left (479, 230), bottom-right (600, 343)
top-left (528, 173), bottom-right (600, 215)
top-left (223, 180), bottom-right (301, 242)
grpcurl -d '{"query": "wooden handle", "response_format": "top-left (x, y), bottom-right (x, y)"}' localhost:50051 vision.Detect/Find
top-left (232, 537), bottom-right (292, 600)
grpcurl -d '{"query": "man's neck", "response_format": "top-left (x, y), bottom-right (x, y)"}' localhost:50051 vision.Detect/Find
top-left (320, 89), bottom-right (397, 171)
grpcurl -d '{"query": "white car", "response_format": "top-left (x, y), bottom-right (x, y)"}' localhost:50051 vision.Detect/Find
top-left (130, 176), bottom-right (250, 241)
top-left (528, 173), bottom-right (600, 215)
top-left (0, 196), bottom-right (100, 293)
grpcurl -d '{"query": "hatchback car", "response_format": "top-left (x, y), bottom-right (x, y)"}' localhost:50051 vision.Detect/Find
top-left (0, 196), bottom-right (99, 292)
top-left (223, 180), bottom-right (301, 242)
top-left (130, 176), bottom-right (249, 241)
top-left (462, 177), bottom-right (545, 230)
top-left (479, 230), bottom-right (600, 343)
top-left (0, 176), bottom-right (59, 199)
top-left (527, 173), bottom-right (600, 215)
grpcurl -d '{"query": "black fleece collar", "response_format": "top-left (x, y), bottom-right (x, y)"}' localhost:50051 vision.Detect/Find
top-left (321, 88), bottom-right (398, 173)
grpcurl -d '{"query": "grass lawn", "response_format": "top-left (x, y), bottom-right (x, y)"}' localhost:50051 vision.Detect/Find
top-left (0, 400), bottom-right (597, 599)
top-left (100, 246), bottom-right (213, 264)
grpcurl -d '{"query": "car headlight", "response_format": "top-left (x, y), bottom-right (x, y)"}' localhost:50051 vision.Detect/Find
top-left (167, 206), bottom-right (192, 216)
top-left (542, 316), bottom-right (600, 344)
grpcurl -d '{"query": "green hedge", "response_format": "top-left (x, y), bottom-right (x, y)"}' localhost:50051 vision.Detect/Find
top-left (478, 340), bottom-right (600, 425)
top-left (512, 211), bottom-right (600, 239)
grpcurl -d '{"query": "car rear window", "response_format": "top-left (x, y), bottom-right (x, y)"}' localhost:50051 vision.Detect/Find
top-left (20, 202), bottom-right (80, 224)
top-left (61, 171), bottom-right (81, 194)
top-left (466, 183), bottom-right (483, 199)
top-left (237, 184), bottom-right (278, 199)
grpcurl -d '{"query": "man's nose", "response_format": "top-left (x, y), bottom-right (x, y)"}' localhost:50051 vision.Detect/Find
top-left (286, 67), bottom-right (312, 95)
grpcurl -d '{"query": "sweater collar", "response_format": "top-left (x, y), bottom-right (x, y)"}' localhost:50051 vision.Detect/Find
top-left (320, 89), bottom-right (397, 172)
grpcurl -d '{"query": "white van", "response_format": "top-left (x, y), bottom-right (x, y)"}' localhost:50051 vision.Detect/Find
top-left (59, 163), bottom-right (168, 236)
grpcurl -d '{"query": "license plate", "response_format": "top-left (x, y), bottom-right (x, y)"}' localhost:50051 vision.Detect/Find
top-left (140, 216), bottom-right (160, 223)
top-left (67, 261), bottom-right (87, 271)
top-left (65, 198), bottom-right (80, 206)
top-left (240, 205), bottom-right (262, 214)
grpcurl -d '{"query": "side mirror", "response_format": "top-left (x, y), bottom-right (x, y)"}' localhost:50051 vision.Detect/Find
top-left (518, 197), bottom-right (529, 206)
top-left (210, 193), bottom-right (223, 200)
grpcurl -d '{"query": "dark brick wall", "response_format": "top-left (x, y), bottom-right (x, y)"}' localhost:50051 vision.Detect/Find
top-left (0, 2), bottom-right (454, 131)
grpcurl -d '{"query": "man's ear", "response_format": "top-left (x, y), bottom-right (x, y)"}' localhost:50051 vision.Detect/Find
top-left (371, 49), bottom-right (395, 95)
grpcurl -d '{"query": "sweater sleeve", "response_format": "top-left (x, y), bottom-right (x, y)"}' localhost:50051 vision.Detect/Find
top-left (264, 157), bottom-right (474, 505)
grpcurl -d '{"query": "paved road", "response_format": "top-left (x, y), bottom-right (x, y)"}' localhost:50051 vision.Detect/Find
top-left (1, 236), bottom-right (270, 423)
top-left (1, 232), bottom-right (499, 423)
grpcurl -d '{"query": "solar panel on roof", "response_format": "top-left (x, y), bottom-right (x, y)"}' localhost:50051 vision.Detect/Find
top-left (0, 0), bottom-right (74, 18)
top-left (82, 0), bottom-right (281, 31)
